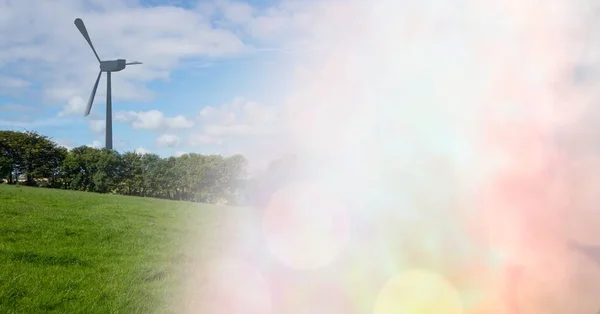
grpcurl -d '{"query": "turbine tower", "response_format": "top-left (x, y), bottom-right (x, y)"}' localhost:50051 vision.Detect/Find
top-left (74, 18), bottom-right (142, 150)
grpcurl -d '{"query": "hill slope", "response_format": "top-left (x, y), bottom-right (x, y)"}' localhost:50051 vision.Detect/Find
top-left (0, 185), bottom-right (216, 314)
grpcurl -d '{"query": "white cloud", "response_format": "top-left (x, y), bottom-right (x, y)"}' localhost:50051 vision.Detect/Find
top-left (135, 147), bottom-right (151, 155)
top-left (116, 110), bottom-right (194, 130)
top-left (156, 134), bottom-right (181, 147)
top-left (165, 115), bottom-right (194, 129)
top-left (216, 0), bottom-right (254, 24)
top-left (189, 97), bottom-right (280, 146)
top-left (58, 96), bottom-right (86, 117)
top-left (174, 151), bottom-right (187, 157)
top-left (0, 0), bottom-right (341, 109)
top-left (0, 0), bottom-right (356, 169)
top-left (0, 0), bottom-right (250, 107)
top-left (89, 119), bottom-right (105, 133)
top-left (87, 140), bottom-right (102, 148)
top-left (213, 0), bottom-right (335, 45)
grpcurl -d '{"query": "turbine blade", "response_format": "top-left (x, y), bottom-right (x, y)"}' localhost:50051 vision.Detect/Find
top-left (84, 70), bottom-right (102, 117)
top-left (74, 18), bottom-right (101, 63)
top-left (125, 61), bottom-right (143, 65)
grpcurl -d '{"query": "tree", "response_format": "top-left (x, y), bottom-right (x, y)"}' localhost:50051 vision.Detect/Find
top-left (0, 130), bottom-right (27, 184)
top-left (0, 129), bottom-right (251, 204)
top-left (0, 131), bottom-right (14, 183)
top-left (216, 154), bottom-right (248, 204)
top-left (118, 152), bottom-right (143, 195)
top-left (61, 146), bottom-right (98, 191)
top-left (246, 154), bottom-right (297, 206)
top-left (139, 153), bottom-right (162, 198)
top-left (38, 146), bottom-right (67, 188)
top-left (90, 149), bottom-right (122, 193)
top-left (0, 131), bottom-right (66, 185)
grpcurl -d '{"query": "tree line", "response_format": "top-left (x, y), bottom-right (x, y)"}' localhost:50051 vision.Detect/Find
top-left (0, 130), bottom-right (249, 204)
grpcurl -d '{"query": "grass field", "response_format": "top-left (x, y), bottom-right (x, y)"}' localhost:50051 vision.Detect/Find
top-left (0, 184), bottom-right (223, 314)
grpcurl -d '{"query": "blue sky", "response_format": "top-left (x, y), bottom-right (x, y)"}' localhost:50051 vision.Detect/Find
top-left (0, 0), bottom-right (326, 166)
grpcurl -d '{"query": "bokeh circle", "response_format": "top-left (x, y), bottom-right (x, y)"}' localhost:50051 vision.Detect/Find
top-left (372, 269), bottom-right (464, 314)
top-left (190, 258), bottom-right (272, 314)
top-left (262, 180), bottom-right (351, 270)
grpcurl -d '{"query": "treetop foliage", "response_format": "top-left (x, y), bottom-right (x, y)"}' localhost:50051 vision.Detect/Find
top-left (0, 130), bottom-right (248, 204)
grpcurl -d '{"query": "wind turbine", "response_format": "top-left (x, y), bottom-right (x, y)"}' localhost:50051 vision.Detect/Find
top-left (74, 18), bottom-right (142, 150)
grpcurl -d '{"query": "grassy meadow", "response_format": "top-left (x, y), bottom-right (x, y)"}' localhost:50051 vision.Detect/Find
top-left (0, 184), bottom-right (224, 314)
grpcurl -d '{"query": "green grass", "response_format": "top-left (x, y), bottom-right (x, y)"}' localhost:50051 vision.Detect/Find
top-left (0, 184), bottom-right (220, 314)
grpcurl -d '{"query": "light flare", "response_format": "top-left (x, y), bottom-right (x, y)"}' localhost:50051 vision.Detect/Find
top-left (372, 269), bottom-right (464, 314)
top-left (262, 180), bottom-right (351, 270)
top-left (182, 0), bottom-right (600, 313)
top-left (185, 258), bottom-right (272, 314)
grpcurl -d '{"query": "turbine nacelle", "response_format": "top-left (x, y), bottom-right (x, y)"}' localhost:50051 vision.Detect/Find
top-left (100, 59), bottom-right (143, 72)
top-left (101, 59), bottom-right (126, 72)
